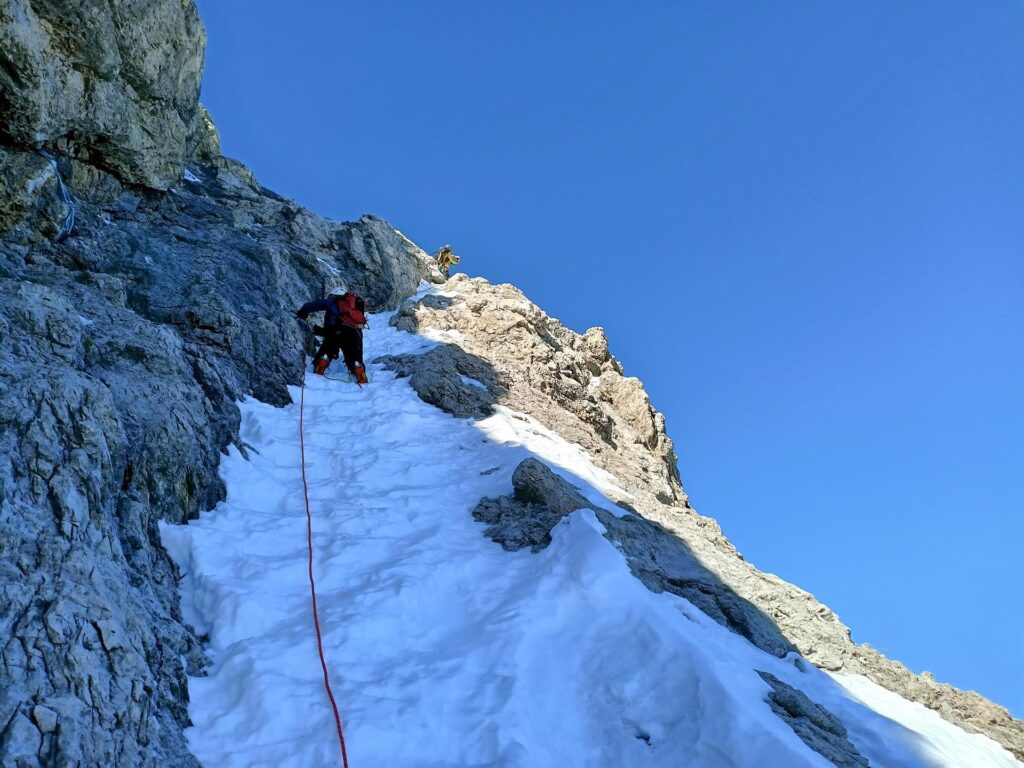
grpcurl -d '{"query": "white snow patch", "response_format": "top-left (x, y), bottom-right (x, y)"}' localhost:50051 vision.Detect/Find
top-left (183, 168), bottom-right (201, 183)
top-left (476, 405), bottom-right (633, 514)
top-left (315, 256), bottom-right (342, 275)
top-left (828, 673), bottom-right (1020, 768)
top-left (160, 305), bottom-right (1018, 768)
top-left (460, 374), bottom-right (488, 391)
top-left (420, 326), bottom-right (465, 345)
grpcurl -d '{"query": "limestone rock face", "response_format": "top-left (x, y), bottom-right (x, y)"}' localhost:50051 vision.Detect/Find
top-left (391, 275), bottom-right (685, 508)
top-left (0, 0), bottom-right (206, 190)
top-left (0, 152), bottom-right (434, 767)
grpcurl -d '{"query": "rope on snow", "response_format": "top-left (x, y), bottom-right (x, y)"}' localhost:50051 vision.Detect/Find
top-left (299, 365), bottom-right (351, 766)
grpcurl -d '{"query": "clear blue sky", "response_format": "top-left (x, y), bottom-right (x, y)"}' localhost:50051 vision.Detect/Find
top-left (195, 1), bottom-right (1023, 715)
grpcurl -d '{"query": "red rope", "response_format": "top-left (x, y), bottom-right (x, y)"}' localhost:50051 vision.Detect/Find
top-left (299, 368), bottom-right (351, 767)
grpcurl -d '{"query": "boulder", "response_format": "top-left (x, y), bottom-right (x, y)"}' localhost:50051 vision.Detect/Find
top-left (757, 671), bottom-right (869, 768)
top-left (474, 458), bottom-right (793, 658)
top-left (376, 344), bottom-right (503, 420)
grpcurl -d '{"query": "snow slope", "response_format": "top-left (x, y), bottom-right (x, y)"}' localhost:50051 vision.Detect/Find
top-left (160, 296), bottom-right (1019, 768)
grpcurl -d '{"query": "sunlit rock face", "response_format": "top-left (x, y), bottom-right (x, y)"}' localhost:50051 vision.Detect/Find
top-left (0, 0), bottom-right (206, 191)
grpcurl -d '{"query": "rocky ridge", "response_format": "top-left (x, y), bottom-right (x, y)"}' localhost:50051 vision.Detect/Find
top-left (382, 274), bottom-right (1024, 761)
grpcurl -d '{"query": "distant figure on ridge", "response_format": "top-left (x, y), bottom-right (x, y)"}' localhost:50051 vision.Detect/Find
top-left (295, 287), bottom-right (369, 383)
top-left (434, 244), bottom-right (461, 276)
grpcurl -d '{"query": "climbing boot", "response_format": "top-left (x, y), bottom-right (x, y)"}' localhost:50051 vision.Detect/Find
top-left (353, 363), bottom-right (368, 385)
top-left (313, 356), bottom-right (330, 375)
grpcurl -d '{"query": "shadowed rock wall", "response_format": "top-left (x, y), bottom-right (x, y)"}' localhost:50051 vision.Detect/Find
top-left (0, 148), bottom-right (438, 765)
top-left (0, 4), bottom-right (439, 760)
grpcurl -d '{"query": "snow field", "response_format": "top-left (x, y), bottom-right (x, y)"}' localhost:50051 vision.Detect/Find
top-left (161, 297), bottom-right (1020, 768)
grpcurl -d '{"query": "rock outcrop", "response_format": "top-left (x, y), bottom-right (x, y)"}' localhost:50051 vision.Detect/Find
top-left (1, 0), bottom-right (207, 190)
top-left (390, 276), bottom-right (685, 508)
top-left (391, 275), bottom-right (1024, 761)
top-left (474, 458), bottom-right (794, 659)
top-left (757, 671), bottom-right (869, 768)
top-left (377, 342), bottom-right (503, 420)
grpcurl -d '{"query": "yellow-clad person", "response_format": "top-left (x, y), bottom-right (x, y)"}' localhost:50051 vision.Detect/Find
top-left (434, 244), bottom-right (461, 276)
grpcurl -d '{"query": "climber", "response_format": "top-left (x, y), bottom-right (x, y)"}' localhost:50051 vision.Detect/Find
top-left (434, 244), bottom-right (460, 276)
top-left (294, 289), bottom-right (369, 383)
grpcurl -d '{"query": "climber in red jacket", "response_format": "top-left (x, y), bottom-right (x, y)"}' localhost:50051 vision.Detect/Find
top-left (295, 289), bottom-right (368, 383)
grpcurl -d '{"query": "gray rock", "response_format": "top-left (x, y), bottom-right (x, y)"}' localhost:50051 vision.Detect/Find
top-left (506, 458), bottom-right (593, 517)
top-left (187, 104), bottom-right (222, 162)
top-left (376, 344), bottom-right (503, 419)
top-left (475, 458), bottom-right (793, 658)
top-left (757, 671), bottom-right (869, 768)
top-left (0, 0), bottom-right (206, 190)
top-left (31, 705), bottom-right (58, 735)
top-left (473, 459), bottom-right (576, 552)
top-left (0, 707), bottom-right (41, 764)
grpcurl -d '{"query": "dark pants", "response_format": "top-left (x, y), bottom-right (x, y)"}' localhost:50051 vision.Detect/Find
top-left (315, 324), bottom-right (363, 374)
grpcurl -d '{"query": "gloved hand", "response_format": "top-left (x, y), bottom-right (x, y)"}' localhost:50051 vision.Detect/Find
top-left (294, 309), bottom-right (307, 320)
